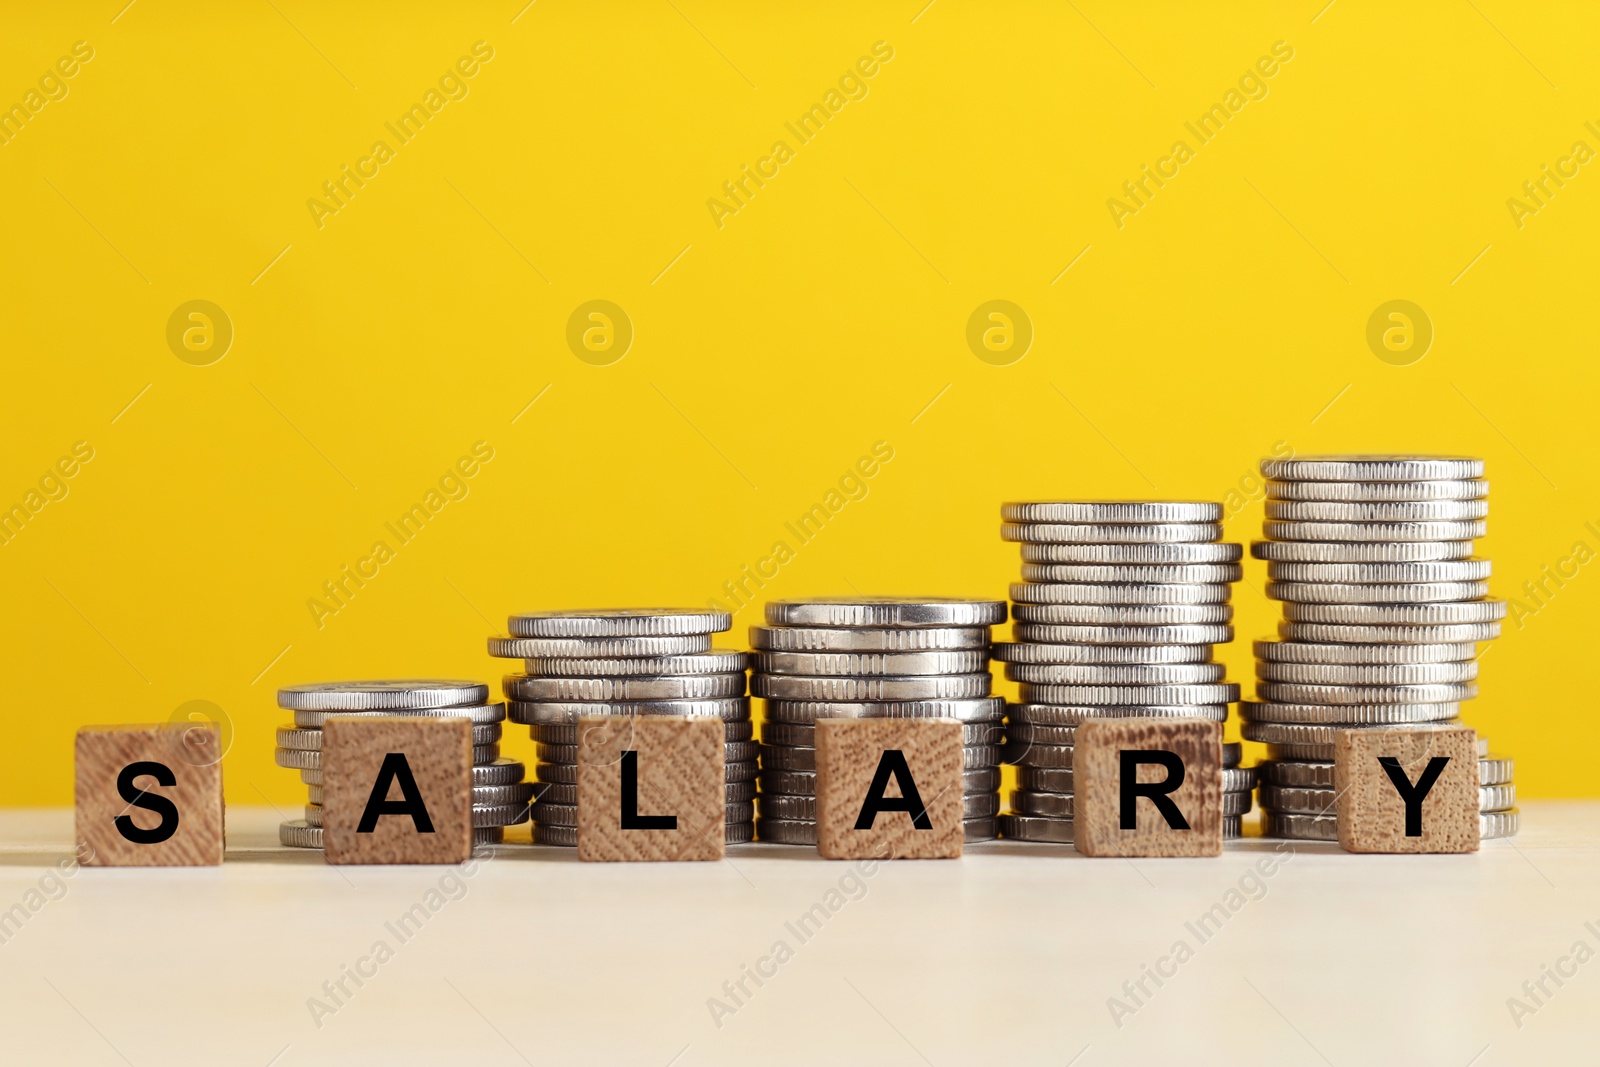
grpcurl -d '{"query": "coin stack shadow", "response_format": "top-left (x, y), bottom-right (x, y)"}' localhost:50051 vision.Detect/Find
top-left (274, 680), bottom-right (528, 849)
top-left (993, 502), bottom-right (1254, 844)
top-left (1244, 455), bottom-right (1517, 841)
top-left (491, 609), bottom-right (755, 847)
top-left (750, 597), bottom-right (1010, 846)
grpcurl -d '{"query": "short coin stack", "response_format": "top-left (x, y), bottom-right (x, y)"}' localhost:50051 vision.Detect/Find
top-left (1242, 455), bottom-right (1518, 840)
top-left (750, 597), bottom-right (1009, 846)
top-left (274, 680), bottom-right (528, 849)
top-left (993, 502), bottom-right (1251, 842)
top-left (491, 609), bottom-right (754, 847)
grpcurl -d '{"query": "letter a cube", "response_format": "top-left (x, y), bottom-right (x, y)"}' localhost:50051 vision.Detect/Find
top-left (577, 716), bottom-right (724, 861)
top-left (1074, 718), bottom-right (1222, 857)
top-left (322, 717), bottom-right (473, 864)
top-left (815, 718), bottom-right (963, 859)
top-left (75, 724), bottom-right (224, 866)
top-left (1334, 725), bottom-right (1479, 854)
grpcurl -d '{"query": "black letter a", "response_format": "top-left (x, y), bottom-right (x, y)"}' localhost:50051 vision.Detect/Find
top-left (357, 752), bottom-right (435, 833)
top-left (854, 750), bottom-right (932, 830)
top-left (1119, 750), bottom-right (1189, 830)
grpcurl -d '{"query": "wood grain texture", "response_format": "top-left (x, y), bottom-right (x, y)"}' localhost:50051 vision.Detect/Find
top-left (75, 724), bottom-right (224, 867)
top-left (322, 717), bottom-right (472, 865)
top-left (1335, 725), bottom-right (1479, 854)
top-left (815, 718), bottom-right (963, 860)
top-left (1074, 718), bottom-right (1222, 858)
top-left (577, 716), bottom-right (724, 862)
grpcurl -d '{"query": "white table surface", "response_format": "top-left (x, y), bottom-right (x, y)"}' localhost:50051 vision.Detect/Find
top-left (0, 803), bottom-right (1592, 1065)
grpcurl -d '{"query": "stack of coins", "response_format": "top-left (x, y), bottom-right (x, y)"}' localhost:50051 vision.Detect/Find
top-left (491, 609), bottom-right (754, 847)
top-left (750, 597), bottom-right (1009, 846)
top-left (274, 680), bottom-right (528, 849)
top-left (993, 502), bottom-right (1251, 842)
top-left (1243, 455), bottom-right (1518, 840)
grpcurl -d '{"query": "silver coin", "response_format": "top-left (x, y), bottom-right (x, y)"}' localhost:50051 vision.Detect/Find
top-left (749, 626), bottom-right (989, 652)
top-left (278, 819), bottom-right (502, 849)
top-left (998, 813), bottom-right (1074, 843)
top-left (1278, 621), bottom-right (1500, 644)
top-left (487, 633), bottom-right (712, 659)
top-left (1254, 681), bottom-right (1476, 706)
top-left (277, 722), bottom-right (501, 750)
top-left (1224, 766), bottom-right (1258, 791)
top-left (1281, 601), bottom-right (1505, 625)
top-left (1259, 783), bottom-right (1514, 815)
top-left (1256, 661), bottom-right (1478, 685)
top-left (507, 697), bottom-right (750, 725)
top-left (517, 649), bottom-right (750, 677)
top-left (532, 720), bottom-right (753, 745)
top-left (1015, 766), bottom-right (1074, 793)
top-left (1004, 662), bottom-right (1226, 685)
top-left (995, 635), bottom-right (1216, 663)
top-left (755, 818), bottom-right (817, 845)
top-left (1017, 682), bottom-right (1239, 707)
top-left (1223, 742), bottom-right (1241, 768)
top-left (1260, 456), bottom-right (1485, 481)
top-left (1266, 500), bottom-right (1488, 523)
top-left (507, 608), bottom-right (731, 638)
top-left (1010, 582), bottom-right (1231, 606)
top-left (1252, 540), bottom-right (1476, 563)
top-left (763, 720), bottom-right (1000, 748)
top-left (757, 766), bottom-right (1001, 796)
top-left (751, 673), bottom-right (991, 701)
top-left (961, 745), bottom-right (1002, 769)
top-left (1011, 790), bottom-right (1076, 818)
top-left (1002, 522), bottom-right (1224, 544)
top-left (1011, 623), bottom-right (1234, 646)
top-left (1252, 639), bottom-right (1477, 664)
top-left (994, 639), bottom-right (1218, 663)
top-left (291, 703), bottom-right (507, 728)
top-left (1002, 742), bottom-right (1074, 768)
top-left (1005, 723), bottom-right (1079, 746)
top-left (1243, 719), bottom-right (1460, 745)
top-left (1008, 703), bottom-right (1230, 725)
top-left (763, 598), bottom-right (1007, 628)
top-left (1266, 560), bottom-right (1492, 584)
top-left (758, 744), bottom-right (815, 772)
top-left (761, 697), bottom-right (1005, 724)
top-left (1020, 542), bottom-right (1244, 564)
top-left (1480, 757), bottom-right (1515, 786)
top-left (753, 649), bottom-right (989, 677)
top-left (1241, 700), bottom-right (1460, 725)
top-left (277, 743), bottom-right (498, 770)
top-left (1256, 759), bottom-right (1332, 788)
top-left (503, 674), bottom-right (746, 701)
top-left (1020, 562), bottom-right (1243, 584)
top-left (1267, 580), bottom-right (1490, 605)
top-left (1263, 742), bottom-right (1334, 761)
top-left (1001, 501), bottom-right (1223, 524)
top-left (1263, 520), bottom-right (1486, 543)
top-left (277, 680), bottom-right (489, 712)
top-left (1012, 604), bottom-right (1234, 627)
top-left (1266, 478), bottom-right (1489, 502)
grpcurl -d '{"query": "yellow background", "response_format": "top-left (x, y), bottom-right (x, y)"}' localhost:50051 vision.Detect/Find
top-left (2, 1), bottom-right (1595, 805)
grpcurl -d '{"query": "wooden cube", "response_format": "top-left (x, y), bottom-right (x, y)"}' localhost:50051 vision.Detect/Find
top-left (322, 717), bottom-right (473, 864)
top-left (75, 724), bottom-right (225, 866)
top-left (577, 716), bottom-right (724, 861)
top-left (1074, 718), bottom-right (1222, 857)
top-left (1335, 725), bottom-right (1479, 853)
top-left (815, 718), bottom-right (963, 860)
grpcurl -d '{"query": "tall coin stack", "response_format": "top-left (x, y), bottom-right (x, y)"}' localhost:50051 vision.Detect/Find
top-left (993, 502), bottom-right (1254, 844)
top-left (750, 597), bottom-right (1009, 846)
top-left (1243, 455), bottom-right (1518, 841)
top-left (274, 680), bottom-right (528, 849)
top-left (491, 609), bottom-right (755, 847)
